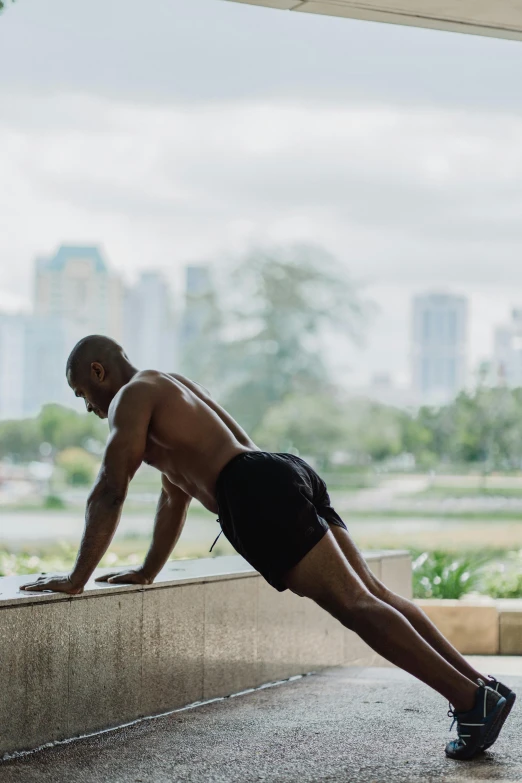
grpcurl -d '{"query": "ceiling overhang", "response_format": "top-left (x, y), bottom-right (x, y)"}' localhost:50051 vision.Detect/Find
top-left (226, 0), bottom-right (522, 42)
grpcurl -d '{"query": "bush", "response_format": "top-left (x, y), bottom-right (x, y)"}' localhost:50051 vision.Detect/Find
top-left (412, 550), bottom-right (490, 599)
top-left (44, 494), bottom-right (66, 510)
top-left (484, 573), bottom-right (522, 599)
top-left (56, 447), bottom-right (97, 486)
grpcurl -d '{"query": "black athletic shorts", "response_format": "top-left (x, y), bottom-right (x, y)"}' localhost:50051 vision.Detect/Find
top-left (214, 451), bottom-right (347, 592)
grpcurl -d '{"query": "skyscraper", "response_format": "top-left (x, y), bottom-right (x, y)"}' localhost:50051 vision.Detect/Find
top-left (493, 308), bottom-right (522, 387)
top-left (411, 292), bottom-right (468, 405)
top-left (34, 245), bottom-right (125, 341)
top-left (124, 271), bottom-right (177, 371)
top-left (180, 265), bottom-right (213, 346)
top-left (0, 314), bottom-right (27, 419)
top-left (23, 245), bottom-right (125, 416)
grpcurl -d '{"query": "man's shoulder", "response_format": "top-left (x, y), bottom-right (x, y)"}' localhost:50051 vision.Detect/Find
top-left (169, 372), bottom-right (211, 398)
top-left (109, 372), bottom-right (160, 420)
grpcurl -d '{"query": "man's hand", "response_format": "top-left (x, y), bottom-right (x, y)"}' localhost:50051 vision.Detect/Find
top-left (20, 574), bottom-right (84, 594)
top-left (95, 567), bottom-right (152, 585)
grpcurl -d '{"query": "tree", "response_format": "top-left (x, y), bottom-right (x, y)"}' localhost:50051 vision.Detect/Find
top-left (56, 447), bottom-right (98, 486)
top-left (0, 406), bottom-right (108, 463)
top-left (38, 404), bottom-right (108, 454)
top-left (178, 273), bottom-right (227, 396)
top-left (220, 245), bottom-right (368, 432)
top-left (0, 418), bottom-right (41, 462)
top-left (254, 391), bottom-right (349, 467)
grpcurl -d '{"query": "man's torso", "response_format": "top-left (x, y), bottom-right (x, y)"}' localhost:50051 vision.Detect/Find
top-left (117, 370), bottom-right (257, 512)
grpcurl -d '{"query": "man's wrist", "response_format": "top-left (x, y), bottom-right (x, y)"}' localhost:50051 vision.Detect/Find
top-left (140, 564), bottom-right (157, 583)
top-left (68, 572), bottom-right (88, 591)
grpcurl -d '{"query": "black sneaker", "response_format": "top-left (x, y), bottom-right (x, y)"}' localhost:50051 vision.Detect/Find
top-left (445, 680), bottom-right (506, 760)
top-left (480, 677), bottom-right (516, 752)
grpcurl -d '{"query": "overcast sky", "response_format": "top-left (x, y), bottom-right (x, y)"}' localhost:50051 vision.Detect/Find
top-left (2, 0), bottom-right (522, 385)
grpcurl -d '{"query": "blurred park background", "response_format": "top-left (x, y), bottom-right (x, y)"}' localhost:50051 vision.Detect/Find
top-left (3, 246), bottom-right (522, 601)
top-left (3, 0), bottom-right (522, 601)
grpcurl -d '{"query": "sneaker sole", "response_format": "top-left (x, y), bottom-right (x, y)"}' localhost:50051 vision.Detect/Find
top-left (445, 695), bottom-right (507, 761)
top-left (481, 692), bottom-right (516, 751)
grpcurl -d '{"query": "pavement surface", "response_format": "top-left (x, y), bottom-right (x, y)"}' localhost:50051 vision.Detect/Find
top-left (2, 663), bottom-right (522, 783)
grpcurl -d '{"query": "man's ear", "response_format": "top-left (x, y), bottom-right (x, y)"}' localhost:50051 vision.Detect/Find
top-left (91, 361), bottom-right (106, 382)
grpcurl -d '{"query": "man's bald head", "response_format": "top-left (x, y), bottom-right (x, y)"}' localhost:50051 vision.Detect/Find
top-left (66, 335), bottom-right (136, 419)
top-left (66, 335), bottom-right (125, 384)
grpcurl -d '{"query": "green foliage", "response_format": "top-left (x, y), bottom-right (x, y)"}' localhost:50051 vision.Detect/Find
top-left (412, 550), bottom-right (490, 599)
top-left (39, 404), bottom-right (107, 453)
top-left (0, 544), bottom-right (141, 577)
top-left (56, 447), bottom-right (98, 486)
top-left (253, 392), bottom-right (348, 465)
top-left (179, 245), bottom-right (367, 433)
top-left (0, 404), bottom-right (107, 462)
top-left (0, 418), bottom-right (41, 462)
top-left (484, 572), bottom-right (522, 599)
top-left (415, 387), bottom-right (522, 469)
top-left (0, 543), bottom-right (78, 577)
top-left (44, 494), bottom-right (66, 510)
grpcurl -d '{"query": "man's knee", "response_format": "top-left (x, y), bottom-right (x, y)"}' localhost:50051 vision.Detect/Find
top-left (314, 583), bottom-right (376, 629)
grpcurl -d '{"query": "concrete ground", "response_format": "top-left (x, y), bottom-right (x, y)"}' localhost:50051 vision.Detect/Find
top-left (2, 660), bottom-right (522, 783)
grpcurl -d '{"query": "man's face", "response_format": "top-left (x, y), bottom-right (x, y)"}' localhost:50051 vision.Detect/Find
top-left (67, 369), bottom-right (109, 419)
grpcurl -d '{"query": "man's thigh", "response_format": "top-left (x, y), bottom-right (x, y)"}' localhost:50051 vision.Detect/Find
top-left (283, 529), bottom-right (369, 614)
top-left (327, 523), bottom-right (388, 599)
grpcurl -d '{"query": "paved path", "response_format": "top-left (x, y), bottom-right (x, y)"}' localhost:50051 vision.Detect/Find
top-left (2, 663), bottom-right (521, 783)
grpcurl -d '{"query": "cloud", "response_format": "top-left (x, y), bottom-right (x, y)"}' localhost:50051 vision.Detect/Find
top-left (1, 0), bottom-right (522, 111)
top-left (3, 94), bottom-right (522, 293)
top-left (2, 0), bottom-right (522, 381)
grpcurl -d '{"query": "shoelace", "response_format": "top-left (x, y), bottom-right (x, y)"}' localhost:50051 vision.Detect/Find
top-left (209, 518), bottom-right (223, 552)
top-left (447, 681), bottom-right (489, 740)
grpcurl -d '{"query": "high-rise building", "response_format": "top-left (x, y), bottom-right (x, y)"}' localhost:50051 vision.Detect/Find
top-left (178, 264), bottom-right (222, 383)
top-left (493, 308), bottom-right (522, 387)
top-left (34, 245), bottom-right (125, 341)
top-left (24, 315), bottom-right (72, 414)
top-left (0, 244), bottom-right (128, 419)
top-left (0, 314), bottom-right (27, 419)
top-left (124, 271), bottom-right (177, 371)
top-left (411, 292), bottom-right (468, 405)
top-left (180, 265), bottom-right (213, 347)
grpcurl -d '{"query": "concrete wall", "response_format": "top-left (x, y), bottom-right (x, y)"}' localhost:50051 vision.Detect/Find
top-left (415, 597), bottom-right (522, 655)
top-left (0, 551), bottom-right (411, 757)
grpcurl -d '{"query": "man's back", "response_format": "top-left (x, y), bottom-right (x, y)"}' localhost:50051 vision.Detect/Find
top-left (115, 369), bottom-right (257, 512)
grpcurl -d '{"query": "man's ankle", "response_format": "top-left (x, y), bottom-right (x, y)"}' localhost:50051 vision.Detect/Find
top-left (453, 687), bottom-right (479, 714)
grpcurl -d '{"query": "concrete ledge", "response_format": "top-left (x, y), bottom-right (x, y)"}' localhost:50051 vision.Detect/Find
top-left (497, 599), bottom-right (522, 655)
top-left (415, 597), bottom-right (499, 655)
top-left (415, 597), bottom-right (522, 656)
top-left (0, 551), bottom-right (411, 756)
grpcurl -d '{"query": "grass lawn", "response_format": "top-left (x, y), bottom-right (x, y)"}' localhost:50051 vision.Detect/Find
top-left (409, 486), bottom-right (522, 500)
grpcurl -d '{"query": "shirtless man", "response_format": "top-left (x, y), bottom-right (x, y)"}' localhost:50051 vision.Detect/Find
top-left (21, 335), bottom-right (514, 760)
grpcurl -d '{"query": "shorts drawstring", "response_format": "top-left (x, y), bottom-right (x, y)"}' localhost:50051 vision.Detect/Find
top-left (209, 518), bottom-right (223, 552)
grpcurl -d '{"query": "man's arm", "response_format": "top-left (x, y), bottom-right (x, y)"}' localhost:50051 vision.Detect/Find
top-left (170, 372), bottom-right (257, 449)
top-left (95, 475), bottom-right (191, 585)
top-left (21, 383), bottom-right (153, 594)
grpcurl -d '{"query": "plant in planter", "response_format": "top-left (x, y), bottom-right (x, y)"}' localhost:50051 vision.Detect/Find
top-left (412, 550), bottom-right (491, 599)
top-left (483, 551), bottom-right (522, 598)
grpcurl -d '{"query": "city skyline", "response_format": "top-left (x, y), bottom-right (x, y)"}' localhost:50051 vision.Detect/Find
top-left (1, 241), bottom-right (521, 419)
top-left (2, 0), bottom-right (522, 394)
top-left (1, 247), bottom-right (519, 392)
top-left (0, 245), bottom-right (184, 419)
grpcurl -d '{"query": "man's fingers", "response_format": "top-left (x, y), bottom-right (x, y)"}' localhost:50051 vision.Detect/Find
top-left (20, 579), bottom-right (46, 590)
top-left (107, 572), bottom-right (134, 583)
top-left (95, 573), bottom-right (117, 582)
top-left (20, 582), bottom-right (53, 592)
